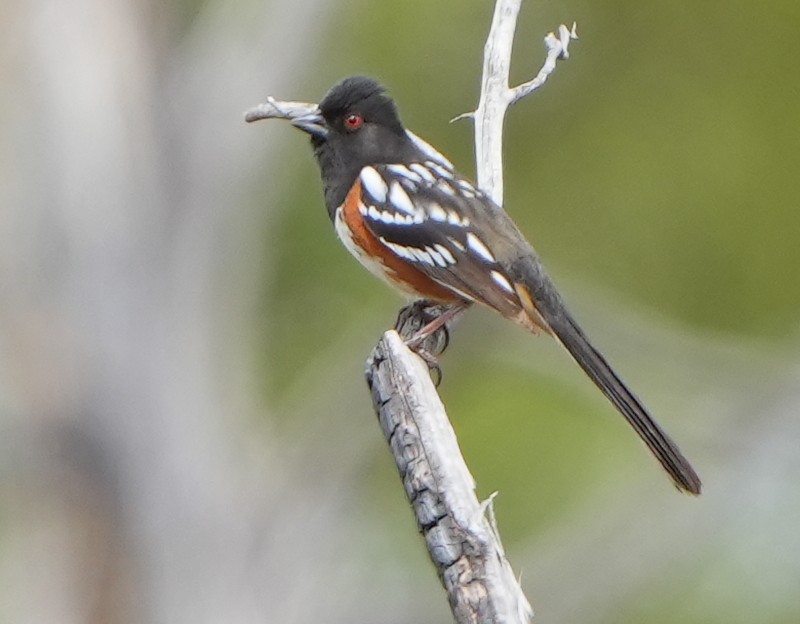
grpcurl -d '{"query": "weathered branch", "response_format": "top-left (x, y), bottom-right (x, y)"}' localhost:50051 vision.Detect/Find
top-left (453, 2), bottom-right (577, 206)
top-left (366, 329), bottom-right (532, 623)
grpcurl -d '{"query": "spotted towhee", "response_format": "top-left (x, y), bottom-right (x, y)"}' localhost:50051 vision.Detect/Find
top-left (261, 76), bottom-right (701, 495)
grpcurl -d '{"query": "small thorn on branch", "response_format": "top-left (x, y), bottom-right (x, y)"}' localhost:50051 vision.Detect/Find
top-left (450, 111), bottom-right (475, 124)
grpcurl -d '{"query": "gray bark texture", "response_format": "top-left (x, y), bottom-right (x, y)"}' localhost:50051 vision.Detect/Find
top-left (365, 309), bottom-right (532, 624)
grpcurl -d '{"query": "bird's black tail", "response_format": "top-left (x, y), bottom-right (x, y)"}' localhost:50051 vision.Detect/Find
top-left (518, 279), bottom-right (702, 495)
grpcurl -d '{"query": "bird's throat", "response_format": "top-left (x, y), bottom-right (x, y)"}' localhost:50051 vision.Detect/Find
top-left (312, 138), bottom-right (361, 221)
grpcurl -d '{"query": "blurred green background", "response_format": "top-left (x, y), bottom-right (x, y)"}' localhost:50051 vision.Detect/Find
top-left (2, 0), bottom-right (799, 622)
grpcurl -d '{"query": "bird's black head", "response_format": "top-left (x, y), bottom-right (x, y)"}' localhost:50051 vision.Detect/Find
top-left (294, 76), bottom-right (419, 213)
top-left (318, 76), bottom-right (405, 138)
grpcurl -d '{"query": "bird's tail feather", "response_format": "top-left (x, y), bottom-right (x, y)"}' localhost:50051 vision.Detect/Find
top-left (516, 282), bottom-right (702, 494)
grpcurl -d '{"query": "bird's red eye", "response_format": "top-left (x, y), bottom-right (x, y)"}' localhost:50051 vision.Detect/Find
top-left (344, 113), bottom-right (364, 130)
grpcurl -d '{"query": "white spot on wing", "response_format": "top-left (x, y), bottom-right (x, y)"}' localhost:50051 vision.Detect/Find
top-left (457, 179), bottom-right (478, 198)
top-left (368, 205), bottom-right (381, 221)
top-left (490, 270), bottom-right (514, 293)
top-left (457, 179), bottom-right (476, 193)
top-left (437, 180), bottom-right (456, 196)
top-left (360, 167), bottom-right (387, 203)
top-left (434, 244), bottom-right (456, 264)
top-left (380, 211), bottom-right (396, 224)
top-left (426, 246), bottom-right (447, 267)
top-left (382, 238), bottom-right (414, 261)
top-left (411, 247), bottom-right (434, 266)
top-left (466, 232), bottom-right (496, 263)
top-left (389, 181), bottom-right (415, 215)
top-left (429, 203), bottom-right (448, 222)
top-left (427, 161), bottom-right (453, 179)
top-left (386, 164), bottom-right (422, 184)
top-left (448, 236), bottom-right (465, 251)
top-left (409, 163), bottom-right (436, 184)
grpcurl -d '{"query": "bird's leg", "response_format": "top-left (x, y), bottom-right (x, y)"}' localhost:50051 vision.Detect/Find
top-left (405, 300), bottom-right (470, 348)
top-left (394, 300), bottom-right (471, 384)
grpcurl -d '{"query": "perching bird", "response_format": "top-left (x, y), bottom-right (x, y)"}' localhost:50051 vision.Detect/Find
top-left (249, 76), bottom-right (701, 495)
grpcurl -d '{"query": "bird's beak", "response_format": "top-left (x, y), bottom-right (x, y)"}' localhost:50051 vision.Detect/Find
top-left (291, 110), bottom-right (328, 139)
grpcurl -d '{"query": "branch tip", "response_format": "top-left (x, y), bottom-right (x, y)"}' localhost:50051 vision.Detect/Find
top-left (450, 111), bottom-right (475, 124)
